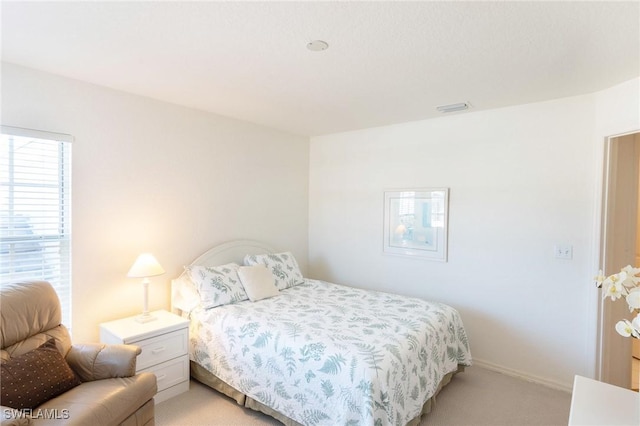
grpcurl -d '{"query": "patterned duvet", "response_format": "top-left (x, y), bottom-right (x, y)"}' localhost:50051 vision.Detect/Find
top-left (189, 279), bottom-right (472, 425)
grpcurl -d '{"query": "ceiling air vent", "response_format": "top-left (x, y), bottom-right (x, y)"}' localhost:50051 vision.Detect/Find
top-left (436, 102), bottom-right (471, 113)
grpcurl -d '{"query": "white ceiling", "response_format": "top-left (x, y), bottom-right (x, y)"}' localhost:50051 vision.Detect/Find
top-left (2, 1), bottom-right (639, 136)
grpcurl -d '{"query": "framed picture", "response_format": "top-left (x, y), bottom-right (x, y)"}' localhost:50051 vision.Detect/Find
top-left (383, 188), bottom-right (449, 261)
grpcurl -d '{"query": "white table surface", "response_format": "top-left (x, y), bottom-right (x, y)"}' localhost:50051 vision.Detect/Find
top-left (568, 375), bottom-right (639, 426)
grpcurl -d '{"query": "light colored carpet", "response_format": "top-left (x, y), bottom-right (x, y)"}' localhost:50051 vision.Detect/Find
top-left (155, 366), bottom-right (571, 426)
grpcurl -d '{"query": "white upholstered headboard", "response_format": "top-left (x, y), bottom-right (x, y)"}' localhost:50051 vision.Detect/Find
top-left (170, 239), bottom-right (275, 315)
top-left (187, 240), bottom-right (275, 266)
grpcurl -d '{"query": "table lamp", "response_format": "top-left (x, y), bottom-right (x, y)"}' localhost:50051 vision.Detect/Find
top-left (127, 253), bottom-right (165, 323)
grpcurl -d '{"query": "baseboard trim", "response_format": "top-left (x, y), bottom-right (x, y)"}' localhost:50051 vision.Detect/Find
top-left (472, 358), bottom-right (573, 393)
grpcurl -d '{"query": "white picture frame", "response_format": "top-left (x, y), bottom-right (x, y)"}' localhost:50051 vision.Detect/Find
top-left (383, 188), bottom-right (449, 261)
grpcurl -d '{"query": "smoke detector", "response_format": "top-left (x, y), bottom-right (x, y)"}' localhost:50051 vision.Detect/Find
top-left (307, 40), bottom-right (329, 51)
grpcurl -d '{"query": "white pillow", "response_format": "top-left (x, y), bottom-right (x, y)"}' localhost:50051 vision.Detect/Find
top-left (237, 265), bottom-right (280, 302)
top-left (243, 252), bottom-right (304, 290)
top-left (186, 263), bottom-right (248, 309)
top-left (171, 272), bottom-right (200, 313)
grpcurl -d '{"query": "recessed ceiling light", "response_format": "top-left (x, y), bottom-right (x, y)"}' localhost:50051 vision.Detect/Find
top-left (307, 40), bottom-right (329, 52)
top-left (436, 102), bottom-right (471, 113)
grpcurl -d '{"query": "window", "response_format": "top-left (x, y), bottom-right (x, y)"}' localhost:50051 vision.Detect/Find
top-left (1, 126), bottom-right (72, 327)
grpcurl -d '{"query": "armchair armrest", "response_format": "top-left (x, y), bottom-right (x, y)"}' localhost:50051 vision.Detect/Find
top-left (65, 343), bottom-right (141, 382)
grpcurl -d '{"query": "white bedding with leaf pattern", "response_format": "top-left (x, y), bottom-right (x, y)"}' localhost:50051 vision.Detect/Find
top-left (189, 279), bottom-right (472, 425)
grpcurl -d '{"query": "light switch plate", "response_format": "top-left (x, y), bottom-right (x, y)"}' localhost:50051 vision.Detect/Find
top-left (554, 244), bottom-right (573, 259)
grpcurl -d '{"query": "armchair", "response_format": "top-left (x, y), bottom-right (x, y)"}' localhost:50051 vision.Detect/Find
top-left (1, 281), bottom-right (157, 426)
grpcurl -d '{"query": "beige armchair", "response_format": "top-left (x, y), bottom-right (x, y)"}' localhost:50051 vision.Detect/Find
top-left (1, 281), bottom-right (157, 426)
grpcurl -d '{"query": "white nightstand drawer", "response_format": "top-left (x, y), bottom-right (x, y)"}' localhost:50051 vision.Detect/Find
top-left (136, 328), bottom-right (188, 370)
top-left (141, 354), bottom-right (189, 392)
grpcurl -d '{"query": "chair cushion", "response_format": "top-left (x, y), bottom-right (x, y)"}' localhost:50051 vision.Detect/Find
top-left (37, 372), bottom-right (157, 425)
top-left (0, 338), bottom-right (80, 410)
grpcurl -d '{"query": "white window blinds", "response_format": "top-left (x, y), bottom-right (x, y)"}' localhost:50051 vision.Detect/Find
top-left (0, 126), bottom-right (73, 327)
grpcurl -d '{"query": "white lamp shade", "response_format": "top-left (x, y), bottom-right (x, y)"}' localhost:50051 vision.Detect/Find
top-left (127, 253), bottom-right (165, 278)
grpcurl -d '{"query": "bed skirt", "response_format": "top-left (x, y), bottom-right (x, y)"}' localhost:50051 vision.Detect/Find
top-left (190, 360), bottom-right (466, 426)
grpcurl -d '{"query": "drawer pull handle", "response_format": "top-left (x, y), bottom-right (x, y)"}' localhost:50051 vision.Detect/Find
top-left (152, 347), bottom-right (166, 354)
top-left (156, 374), bottom-right (166, 382)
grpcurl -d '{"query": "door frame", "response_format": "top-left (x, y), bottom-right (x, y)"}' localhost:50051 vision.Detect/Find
top-left (596, 130), bottom-right (640, 387)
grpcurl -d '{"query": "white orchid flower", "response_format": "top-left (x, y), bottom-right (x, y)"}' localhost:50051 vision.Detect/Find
top-left (621, 265), bottom-right (640, 287)
top-left (615, 320), bottom-right (635, 337)
top-left (632, 314), bottom-right (640, 338)
top-left (626, 289), bottom-right (640, 311)
top-left (615, 270), bottom-right (628, 287)
top-left (596, 266), bottom-right (640, 339)
top-left (603, 274), bottom-right (627, 301)
top-left (594, 270), bottom-right (606, 288)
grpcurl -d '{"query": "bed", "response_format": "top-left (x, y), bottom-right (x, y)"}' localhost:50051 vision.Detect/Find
top-left (171, 240), bottom-right (472, 425)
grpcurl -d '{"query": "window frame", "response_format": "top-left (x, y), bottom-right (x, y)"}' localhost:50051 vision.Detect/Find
top-left (1, 125), bottom-right (73, 327)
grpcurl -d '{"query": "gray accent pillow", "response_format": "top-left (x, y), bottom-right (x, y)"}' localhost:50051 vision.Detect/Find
top-left (243, 252), bottom-right (304, 290)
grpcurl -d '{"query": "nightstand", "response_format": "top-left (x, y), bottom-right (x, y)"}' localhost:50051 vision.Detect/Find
top-left (100, 309), bottom-right (190, 403)
top-left (568, 375), bottom-right (639, 425)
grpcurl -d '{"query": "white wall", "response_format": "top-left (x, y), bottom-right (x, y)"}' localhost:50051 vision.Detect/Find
top-left (309, 78), bottom-right (640, 390)
top-left (1, 63), bottom-right (309, 342)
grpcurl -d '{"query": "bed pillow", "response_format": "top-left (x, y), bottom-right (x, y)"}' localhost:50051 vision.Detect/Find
top-left (1, 338), bottom-right (81, 410)
top-left (237, 265), bottom-right (280, 302)
top-left (171, 271), bottom-right (201, 313)
top-left (243, 252), bottom-right (304, 290)
top-left (186, 263), bottom-right (248, 309)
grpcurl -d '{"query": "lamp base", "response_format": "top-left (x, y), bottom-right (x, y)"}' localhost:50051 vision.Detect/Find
top-left (135, 313), bottom-right (157, 323)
